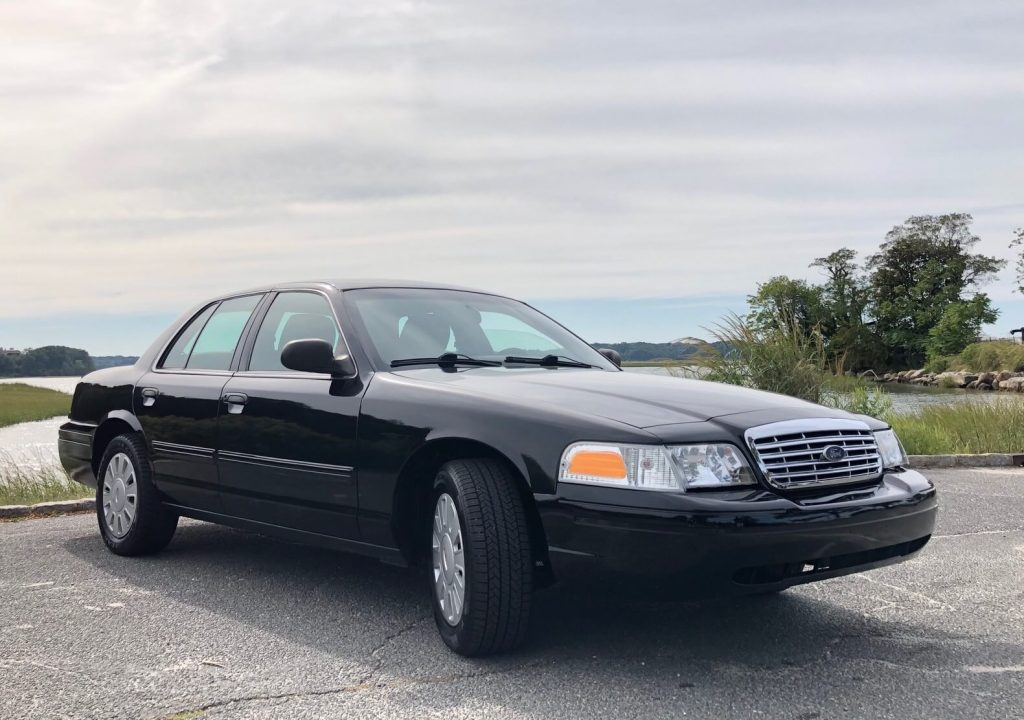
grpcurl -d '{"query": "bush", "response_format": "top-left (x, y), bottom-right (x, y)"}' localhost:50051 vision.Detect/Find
top-left (959, 343), bottom-right (1001, 371)
top-left (953, 340), bottom-right (1024, 373)
top-left (823, 385), bottom-right (893, 419)
top-left (924, 355), bottom-right (953, 373)
top-left (695, 314), bottom-right (827, 403)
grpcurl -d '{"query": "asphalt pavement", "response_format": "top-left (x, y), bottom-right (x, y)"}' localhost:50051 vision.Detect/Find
top-left (2, 467), bottom-right (1023, 720)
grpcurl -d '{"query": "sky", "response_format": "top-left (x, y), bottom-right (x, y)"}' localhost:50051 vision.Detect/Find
top-left (1, 0), bottom-right (1023, 355)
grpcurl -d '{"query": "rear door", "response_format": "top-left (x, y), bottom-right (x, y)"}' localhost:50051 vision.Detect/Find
top-left (135, 294), bottom-right (264, 512)
top-left (216, 290), bottom-right (363, 538)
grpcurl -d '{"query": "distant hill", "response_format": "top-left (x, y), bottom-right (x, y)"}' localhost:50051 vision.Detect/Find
top-left (593, 339), bottom-right (729, 362)
top-left (91, 355), bottom-right (139, 370)
top-left (0, 347), bottom-right (139, 377)
top-left (0, 345), bottom-right (94, 377)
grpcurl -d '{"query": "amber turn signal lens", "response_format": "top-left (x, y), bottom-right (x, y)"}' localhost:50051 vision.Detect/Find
top-left (567, 450), bottom-right (628, 479)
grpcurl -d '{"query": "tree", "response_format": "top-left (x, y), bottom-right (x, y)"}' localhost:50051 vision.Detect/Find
top-left (925, 295), bottom-right (998, 359)
top-left (809, 248), bottom-right (884, 370)
top-left (17, 346), bottom-right (94, 376)
top-left (1010, 226), bottom-right (1024, 294)
top-left (746, 276), bottom-right (825, 336)
top-left (866, 214), bottom-right (1004, 368)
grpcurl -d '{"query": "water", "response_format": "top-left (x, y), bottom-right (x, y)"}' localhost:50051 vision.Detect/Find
top-left (0, 376), bottom-right (80, 470)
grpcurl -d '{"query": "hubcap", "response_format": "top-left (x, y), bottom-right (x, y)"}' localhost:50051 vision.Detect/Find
top-left (102, 452), bottom-right (138, 539)
top-left (432, 493), bottom-right (466, 625)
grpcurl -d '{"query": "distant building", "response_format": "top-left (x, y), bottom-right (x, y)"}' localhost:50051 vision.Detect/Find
top-left (0, 347), bottom-right (24, 358)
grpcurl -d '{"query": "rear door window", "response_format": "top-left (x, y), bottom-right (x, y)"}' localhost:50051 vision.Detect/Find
top-left (184, 295), bottom-right (262, 371)
top-left (160, 304), bottom-right (217, 370)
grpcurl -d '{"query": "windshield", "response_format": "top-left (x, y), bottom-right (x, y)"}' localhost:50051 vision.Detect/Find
top-left (344, 288), bottom-right (617, 371)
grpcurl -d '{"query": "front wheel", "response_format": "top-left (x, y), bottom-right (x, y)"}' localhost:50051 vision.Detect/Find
top-left (429, 458), bottom-right (533, 656)
top-left (96, 433), bottom-right (178, 556)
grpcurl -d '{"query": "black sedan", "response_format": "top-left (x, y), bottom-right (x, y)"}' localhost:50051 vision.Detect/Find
top-left (59, 280), bottom-right (937, 655)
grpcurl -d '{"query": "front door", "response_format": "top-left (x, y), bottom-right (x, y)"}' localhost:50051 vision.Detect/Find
top-left (216, 290), bottom-right (363, 538)
top-left (135, 294), bottom-right (263, 512)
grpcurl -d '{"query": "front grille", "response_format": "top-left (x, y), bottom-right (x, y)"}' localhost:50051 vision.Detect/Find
top-left (745, 419), bottom-right (883, 490)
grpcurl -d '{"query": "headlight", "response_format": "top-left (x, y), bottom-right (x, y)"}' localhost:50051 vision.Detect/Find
top-left (559, 442), bottom-right (755, 491)
top-left (874, 429), bottom-right (908, 469)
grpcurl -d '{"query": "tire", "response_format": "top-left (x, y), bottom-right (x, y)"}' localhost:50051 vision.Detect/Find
top-left (429, 458), bottom-right (533, 656)
top-left (96, 433), bottom-right (178, 556)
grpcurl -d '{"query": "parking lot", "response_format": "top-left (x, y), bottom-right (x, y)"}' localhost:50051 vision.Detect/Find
top-left (2, 467), bottom-right (1022, 719)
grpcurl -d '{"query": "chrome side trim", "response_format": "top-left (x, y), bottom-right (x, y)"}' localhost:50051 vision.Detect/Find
top-left (218, 450), bottom-right (353, 476)
top-left (151, 440), bottom-right (215, 458)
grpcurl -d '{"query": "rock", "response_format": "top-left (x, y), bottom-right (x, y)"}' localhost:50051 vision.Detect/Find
top-left (962, 374), bottom-right (979, 384)
top-left (999, 377), bottom-right (1024, 392)
top-left (997, 371), bottom-right (1013, 382)
top-left (967, 380), bottom-right (981, 390)
top-left (978, 372), bottom-right (996, 384)
top-left (979, 382), bottom-right (994, 391)
top-left (908, 369), bottom-right (927, 380)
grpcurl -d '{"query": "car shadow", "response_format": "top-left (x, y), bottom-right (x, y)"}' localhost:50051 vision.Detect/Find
top-left (62, 519), bottom-right (986, 705)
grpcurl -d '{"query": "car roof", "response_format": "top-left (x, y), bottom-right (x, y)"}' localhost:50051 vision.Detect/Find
top-left (216, 278), bottom-right (499, 299)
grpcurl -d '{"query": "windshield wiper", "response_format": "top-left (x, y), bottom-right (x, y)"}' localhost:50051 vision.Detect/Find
top-left (503, 354), bottom-right (596, 369)
top-left (391, 352), bottom-right (501, 369)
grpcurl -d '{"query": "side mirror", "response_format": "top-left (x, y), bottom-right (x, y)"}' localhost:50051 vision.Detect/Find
top-left (597, 348), bottom-right (622, 368)
top-left (280, 339), bottom-right (357, 378)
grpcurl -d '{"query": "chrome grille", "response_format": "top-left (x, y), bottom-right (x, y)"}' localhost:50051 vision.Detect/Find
top-left (744, 419), bottom-right (883, 489)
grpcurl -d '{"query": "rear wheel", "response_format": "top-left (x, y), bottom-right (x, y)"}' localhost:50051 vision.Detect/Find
top-left (429, 458), bottom-right (533, 656)
top-left (96, 433), bottom-right (178, 556)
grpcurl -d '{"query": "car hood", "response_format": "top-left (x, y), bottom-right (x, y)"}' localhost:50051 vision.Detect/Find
top-left (391, 367), bottom-right (856, 429)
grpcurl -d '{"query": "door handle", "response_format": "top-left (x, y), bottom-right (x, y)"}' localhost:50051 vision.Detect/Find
top-left (140, 387), bottom-right (159, 407)
top-left (222, 392), bottom-right (248, 414)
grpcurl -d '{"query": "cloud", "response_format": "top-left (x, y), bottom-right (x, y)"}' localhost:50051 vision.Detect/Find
top-left (2, 0), bottom-right (1023, 324)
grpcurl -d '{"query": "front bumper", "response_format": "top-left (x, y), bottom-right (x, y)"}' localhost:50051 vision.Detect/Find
top-left (537, 469), bottom-right (936, 593)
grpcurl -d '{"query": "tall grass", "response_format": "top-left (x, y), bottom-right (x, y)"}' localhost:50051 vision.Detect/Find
top-left (0, 449), bottom-right (88, 506)
top-left (693, 314), bottom-right (828, 403)
top-left (0, 383), bottom-right (71, 429)
top-left (888, 400), bottom-right (1024, 456)
top-left (0, 457), bottom-right (89, 505)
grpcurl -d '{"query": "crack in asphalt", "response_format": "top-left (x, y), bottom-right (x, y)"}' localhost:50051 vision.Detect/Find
top-left (358, 611), bottom-right (433, 684)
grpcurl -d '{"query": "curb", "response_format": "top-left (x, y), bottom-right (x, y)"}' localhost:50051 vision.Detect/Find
top-left (908, 453), bottom-right (1024, 469)
top-left (0, 498), bottom-right (93, 519)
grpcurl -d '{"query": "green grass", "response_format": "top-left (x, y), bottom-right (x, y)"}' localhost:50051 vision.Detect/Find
top-left (0, 454), bottom-right (89, 506)
top-left (0, 383), bottom-right (71, 429)
top-left (887, 400), bottom-right (1024, 455)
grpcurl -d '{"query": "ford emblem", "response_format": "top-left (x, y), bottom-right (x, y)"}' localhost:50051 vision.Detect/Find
top-left (821, 445), bottom-right (847, 462)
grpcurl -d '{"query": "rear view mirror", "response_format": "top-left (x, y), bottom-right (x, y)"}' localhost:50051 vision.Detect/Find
top-left (597, 348), bottom-right (622, 368)
top-left (281, 339), bottom-right (357, 378)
